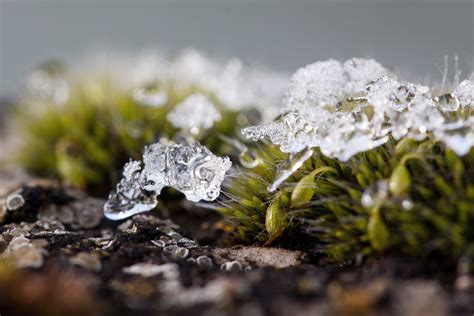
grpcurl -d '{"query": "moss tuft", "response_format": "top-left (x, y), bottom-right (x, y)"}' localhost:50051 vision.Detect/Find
top-left (219, 137), bottom-right (474, 267)
top-left (16, 72), bottom-right (240, 194)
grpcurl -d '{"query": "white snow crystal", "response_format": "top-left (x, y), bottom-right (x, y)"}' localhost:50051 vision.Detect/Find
top-left (167, 93), bottom-right (221, 132)
top-left (243, 58), bottom-right (474, 178)
top-left (453, 80), bottom-right (474, 108)
top-left (244, 58), bottom-right (391, 161)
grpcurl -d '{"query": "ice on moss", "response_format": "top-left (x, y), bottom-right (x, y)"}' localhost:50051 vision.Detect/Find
top-left (167, 93), bottom-right (221, 133)
top-left (244, 58), bottom-right (474, 170)
top-left (453, 80), bottom-right (474, 108)
top-left (243, 58), bottom-right (391, 161)
top-left (367, 76), bottom-right (444, 141)
top-left (104, 141), bottom-right (232, 220)
top-left (281, 58), bottom-right (387, 112)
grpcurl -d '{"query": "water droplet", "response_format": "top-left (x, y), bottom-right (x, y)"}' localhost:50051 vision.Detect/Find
top-left (239, 150), bottom-right (261, 168)
top-left (361, 180), bottom-right (388, 207)
top-left (401, 198), bottom-right (414, 210)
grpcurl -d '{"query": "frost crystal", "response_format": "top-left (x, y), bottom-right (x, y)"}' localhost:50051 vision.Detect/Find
top-left (104, 141), bottom-right (232, 220)
top-left (244, 59), bottom-right (474, 166)
top-left (453, 80), bottom-right (474, 108)
top-left (243, 59), bottom-right (391, 161)
top-left (281, 58), bottom-right (387, 112)
top-left (167, 93), bottom-right (221, 133)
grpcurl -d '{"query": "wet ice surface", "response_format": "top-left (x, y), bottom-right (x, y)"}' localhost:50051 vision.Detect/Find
top-left (104, 140), bottom-right (232, 220)
top-left (244, 58), bottom-right (474, 161)
top-left (167, 93), bottom-right (221, 133)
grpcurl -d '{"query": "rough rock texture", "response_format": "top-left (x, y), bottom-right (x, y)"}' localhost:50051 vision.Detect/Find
top-left (0, 180), bottom-right (472, 316)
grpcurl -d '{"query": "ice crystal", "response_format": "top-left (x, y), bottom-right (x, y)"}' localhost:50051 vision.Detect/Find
top-left (104, 160), bottom-right (158, 220)
top-left (141, 141), bottom-right (232, 202)
top-left (361, 180), bottom-right (389, 208)
top-left (453, 80), bottom-right (474, 108)
top-left (366, 76), bottom-right (444, 141)
top-left (243, 58), bottom-right (391, 161)
top-left (281, 58), bottom-right (387, 112)
top-left (167, 93), bottom-right (221, 133)
top-left (104, 141), bottom-right (232, 220)
top-left (244, 59), bottom-right (474, 165)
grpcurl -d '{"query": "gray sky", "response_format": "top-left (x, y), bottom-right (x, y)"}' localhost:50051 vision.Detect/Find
top-left (1, 0), bottom-right (473, 95)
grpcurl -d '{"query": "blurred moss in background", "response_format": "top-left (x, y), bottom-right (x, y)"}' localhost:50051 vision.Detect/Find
top-left (14, 51), bottom-right (287, 195)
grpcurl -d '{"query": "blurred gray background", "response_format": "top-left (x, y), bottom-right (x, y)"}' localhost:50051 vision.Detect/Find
top-left (0, 0), bottom-right (473, 96)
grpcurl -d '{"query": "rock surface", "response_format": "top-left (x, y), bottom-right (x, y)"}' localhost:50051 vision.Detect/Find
top-left (0, 178), bottom-right (472, 315)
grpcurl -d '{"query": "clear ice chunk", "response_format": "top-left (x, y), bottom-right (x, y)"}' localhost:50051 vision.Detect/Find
top-left (245, 59), bottom-right (474, 161)
top-left (367, 76), bottom-right (444, 141)
top-left (104, 160), bottom-right (158, 220)
top-left (104, 141), bottom-right (232, 220)
top-left (243, 59), bottom-right (474, 190)
top-left (167, 93), bottom-right (221, 133)
top-left (243, 58), bottom-right (391, 163)
top-left (453, 80), bottom-right (474, 108)
top-left (141, 141), bottom-right (232, 202)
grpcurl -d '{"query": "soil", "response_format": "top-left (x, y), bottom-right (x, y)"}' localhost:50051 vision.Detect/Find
top-left (0, 179), bottom-right (473, 316)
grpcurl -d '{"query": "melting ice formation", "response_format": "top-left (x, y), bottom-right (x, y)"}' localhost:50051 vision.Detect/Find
top-left (243, 58), bottom-right (474, 161)
top-left (104, 141), bottom-right (232, 220)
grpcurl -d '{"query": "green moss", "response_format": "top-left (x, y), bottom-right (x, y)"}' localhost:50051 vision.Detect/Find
top-left (16, 73), bottom-right (240, 194)
top-left (218, 137), bottom-right (474, 266)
